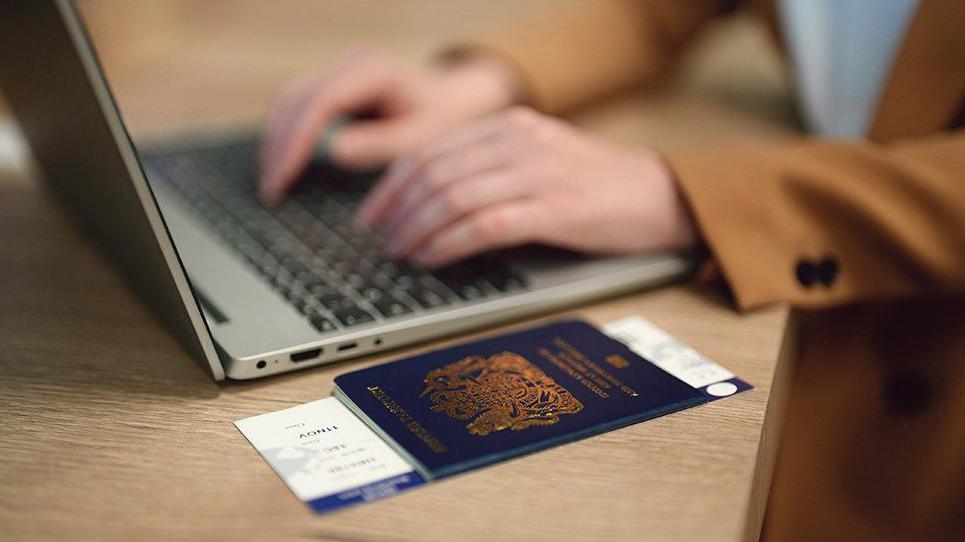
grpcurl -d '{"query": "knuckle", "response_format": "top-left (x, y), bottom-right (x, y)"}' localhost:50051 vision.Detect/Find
top-left (529, 118), bottom-right (562, 146)
top-left (383, 156), bottom-right (409, 181)
top-left (440, 187), bottom-right (468, 215)
top-left (527, 156), bottom-right (562, 182)
top-left (475, 210), bottom-right (507, 241)
top-left (411, 145), bottom-right (436, 166)
top-left (505, 106), bottom-right (539, 130)
top-left (502, 107), bottom-right (562, 147)
top-left (422, 162), bottom-right (450, 188)
top-left (528, 117), bottom-right (566, 148)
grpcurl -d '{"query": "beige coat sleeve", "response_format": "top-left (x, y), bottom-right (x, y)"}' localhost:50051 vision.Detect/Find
top-left (466, 0), bottom-right (965, 311)
top-left (665, 132), bottom-right (965, 310)
top-left (465, 0), bottom-right (739, 114)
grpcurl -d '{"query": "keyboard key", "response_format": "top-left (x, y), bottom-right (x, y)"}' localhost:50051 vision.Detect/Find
top-left (454, 282), bottom-right (487, 300)
top-left (404, 283), bottom-right (451, 309)
top-left (433, 266), bottom-right (491, 301)
top-left (359, 287), bottom-right (385, 302)
top-left (279, 256), bottom-right (310, 275)
top-left (307, 285), bottom-right (349, 309)
top-left (146, 142), bottom-right (529, 327)
top-left (332, 306), bottom-right (375, 327)
top-left (292, 270), bottom-right (321, 287)
top-left (489, 272), bottom-right (527, 292)
top-left (257, 255), bottom-right (280, 276)
top-left (372, 295), bottom-right (413, 318)
top-left (308, 313), bottom-right (337, 332)
top-left (285, 282), bottom-right (309, 303)
top-left (377, 260), bottom-right (400, 276)
top-left (345, 271), bottom-right (379, 290)
top-left (292, 295), bottom-right (315, 315)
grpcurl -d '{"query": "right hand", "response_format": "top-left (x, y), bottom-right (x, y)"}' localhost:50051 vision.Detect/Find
top-left (258, 48), bottom-right (519, 205)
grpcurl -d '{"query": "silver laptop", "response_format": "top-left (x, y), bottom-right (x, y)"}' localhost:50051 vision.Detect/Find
top-left (0, 0), bottom-right (692, 380)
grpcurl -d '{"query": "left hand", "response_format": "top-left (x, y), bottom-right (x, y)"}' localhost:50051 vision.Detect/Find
top-left (356, 107), bottom-right (700, 267)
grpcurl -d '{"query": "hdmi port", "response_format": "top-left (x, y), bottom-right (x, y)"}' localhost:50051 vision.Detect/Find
top-left (290, 348), bottom-right (322, 363)
top-left (337, 342), bottom-right (358, 353)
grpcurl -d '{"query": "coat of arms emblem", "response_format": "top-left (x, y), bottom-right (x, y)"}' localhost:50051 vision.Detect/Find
top-left (420, 351), bottom-right (584, 436)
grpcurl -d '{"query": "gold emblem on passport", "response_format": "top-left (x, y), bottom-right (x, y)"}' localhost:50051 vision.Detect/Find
top-left (606, 354), bottom-right (630, 369)
top-left (420, 352), bottom-right (584, 436)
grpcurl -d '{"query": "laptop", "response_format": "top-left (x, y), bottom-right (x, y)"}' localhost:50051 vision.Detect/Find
top-left (0, 0), bottom-right (693, 380)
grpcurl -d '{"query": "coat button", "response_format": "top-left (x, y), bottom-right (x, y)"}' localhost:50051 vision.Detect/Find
top-left (882, 369), bottom-right (932, 416)
top-left (795, 259), bottom-right (818, 287)
top-left (817, 257), bottom-right (840, 286)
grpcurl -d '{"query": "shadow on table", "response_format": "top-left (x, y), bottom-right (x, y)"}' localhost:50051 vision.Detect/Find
top-left (0, 165), bottom-right (750, 404)
top-left (0, 180), bottom-right (220, 400)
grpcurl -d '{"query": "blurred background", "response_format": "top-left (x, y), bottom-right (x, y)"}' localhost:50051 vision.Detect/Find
top-left (4, 0), bottom-right (798, 152)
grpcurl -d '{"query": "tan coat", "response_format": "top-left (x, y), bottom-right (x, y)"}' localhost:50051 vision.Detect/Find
top-left (474, 0), bottom-right (965, 540)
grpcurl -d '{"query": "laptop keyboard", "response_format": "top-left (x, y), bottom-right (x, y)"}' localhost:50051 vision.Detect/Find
top-left (141, 139), bottom-right (527, 333)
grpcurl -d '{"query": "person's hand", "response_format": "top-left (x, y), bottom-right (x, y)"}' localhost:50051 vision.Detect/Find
top-left (258, 48), bottom-right (518, 205)
top-left (356, 107), bottom-right (700, 267)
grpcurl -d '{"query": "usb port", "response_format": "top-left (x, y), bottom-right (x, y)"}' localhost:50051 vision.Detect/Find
top-left (337, 342), bottom-right (358, 353)
top-left (290, 348), bottom-right (322, 363)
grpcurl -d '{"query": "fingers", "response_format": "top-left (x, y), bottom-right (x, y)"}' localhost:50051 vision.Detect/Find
top-left (380, 137), bottom-right (510, 231)
top-left (259, 81), bottom-right (322, 196)
top-left (353, 106), bottom-right (566, 266)
top-left (355, 112), bottom-right (511, 228)
top-left (328, 119), bottom-right (414, 169)
top-left (411, 200), bottom-right (547, 267)
top-left (258, 52), bottom-right (403, 204)
top-left (384, 170), bottom-right (531, 257)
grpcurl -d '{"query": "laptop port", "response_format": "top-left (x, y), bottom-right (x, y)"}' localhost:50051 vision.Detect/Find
top-left (290, 348), bottom-right (322, 363)
top-left (337, 342), bottom-right (358, 353)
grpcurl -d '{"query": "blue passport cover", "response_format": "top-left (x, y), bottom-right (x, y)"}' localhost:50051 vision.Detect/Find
top-left (334, 320), bottom-right (708, 480)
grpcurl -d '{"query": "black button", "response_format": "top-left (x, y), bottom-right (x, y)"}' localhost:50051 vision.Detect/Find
top-left (795, 259), bottom-right (818, 288)
top-left (817, 257), bottom-right (839, 287)
top-left (882, 369), bottom-right (932, 416)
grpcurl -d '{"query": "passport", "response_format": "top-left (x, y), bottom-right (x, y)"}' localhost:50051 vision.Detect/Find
top-left (334, 319), bottom-right (713, 480)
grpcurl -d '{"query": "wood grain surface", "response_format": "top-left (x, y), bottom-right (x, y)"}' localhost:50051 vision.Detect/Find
top-left (0, 2), bottom-right (796, 541)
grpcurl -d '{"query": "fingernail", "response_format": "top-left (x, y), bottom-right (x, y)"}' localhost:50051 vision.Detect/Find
top-left (381, 212), bottom-right (401, 233)
top-left (356, 205), bottom-right (375, 227)
top-left (353, 212), bottom-right (369, 228)
top-left (259, 170), bottom-right (275, 192)
top-left (412, 247), bottom-right (433, 266)
top-left (386, 238), bottom-right (404, 258)
top-left (259, 187), bottom-right (282, 207)
top-left (257, 186), bottom-right (273, 204)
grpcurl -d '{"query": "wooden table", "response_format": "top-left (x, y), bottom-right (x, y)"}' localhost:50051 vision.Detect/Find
top-left (0, 2), bottom-right (796, 540)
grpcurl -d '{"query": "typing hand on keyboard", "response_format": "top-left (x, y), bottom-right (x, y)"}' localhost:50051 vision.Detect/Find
top-left (355, 107), bottom-right (698, 268)
top-left (146, 140), bottom-right (527, 334)
top-left (257, 48), bottom-right (519, 206)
